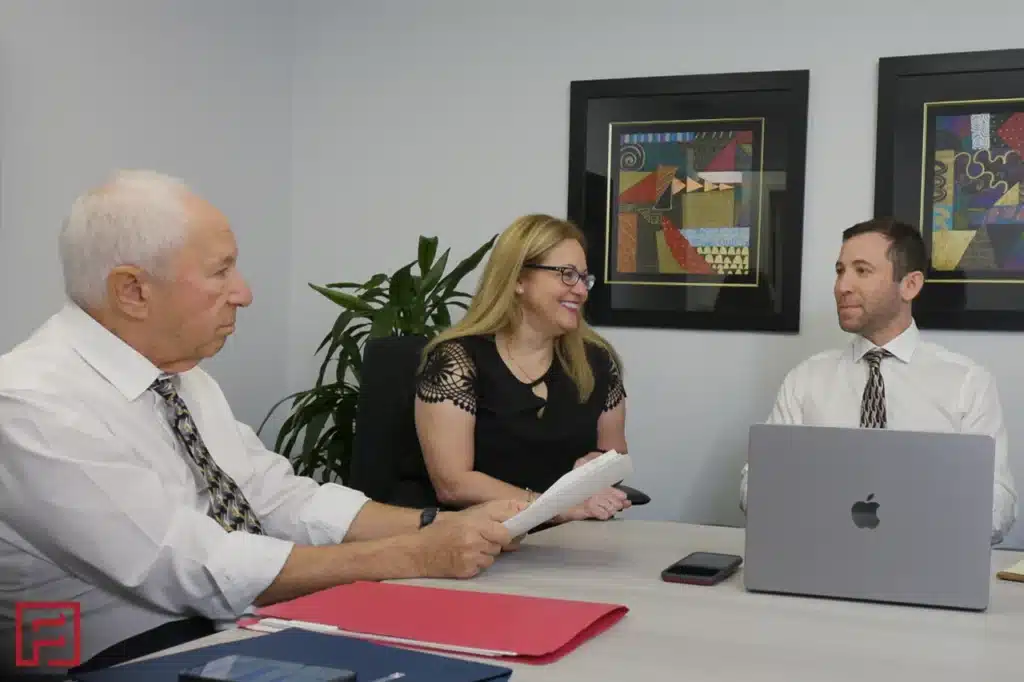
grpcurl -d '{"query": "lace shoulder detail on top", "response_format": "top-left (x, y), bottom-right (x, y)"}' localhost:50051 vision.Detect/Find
top-left (604, 350), bottom-right (626, 412)
top-left (416, 339), bottom-right (478, 415)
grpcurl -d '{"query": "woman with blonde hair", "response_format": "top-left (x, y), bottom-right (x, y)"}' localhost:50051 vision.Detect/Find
top-left (413, 214), bottom-right (630, 522)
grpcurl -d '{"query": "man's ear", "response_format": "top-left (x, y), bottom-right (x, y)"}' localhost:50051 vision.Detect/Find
top-left (106, 266), bottom-right (152, 320)
top-left (900, 270), bottom-right (924, 302)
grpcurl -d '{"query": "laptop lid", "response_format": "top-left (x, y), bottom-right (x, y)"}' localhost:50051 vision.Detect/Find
top-left (743, 423), bottom-right (995, 611)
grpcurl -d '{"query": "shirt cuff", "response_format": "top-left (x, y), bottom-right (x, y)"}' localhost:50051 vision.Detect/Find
top-left (207, 531), bottom-right (295, 614)
top-left (300, 483), bottom-right (371, 545)
top-left (992, 483), bottom-right (1018, 544)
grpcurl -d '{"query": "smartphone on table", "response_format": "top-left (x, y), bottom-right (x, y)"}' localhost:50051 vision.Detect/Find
top-left (660, 551), bottom-right (743, 586)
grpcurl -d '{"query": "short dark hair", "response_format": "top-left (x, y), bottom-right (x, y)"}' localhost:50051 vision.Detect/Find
top-left (842, 217), bottom-right (927, 280)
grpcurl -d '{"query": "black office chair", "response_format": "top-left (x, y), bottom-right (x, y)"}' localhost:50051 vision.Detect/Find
top-left (347, 334), bottom-right (650, 511)
top-left (347, 334), bottom-right (438, 508)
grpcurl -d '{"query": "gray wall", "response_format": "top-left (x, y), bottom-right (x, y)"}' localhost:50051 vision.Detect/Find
top-left (0, 0), bottom-right (293, 429)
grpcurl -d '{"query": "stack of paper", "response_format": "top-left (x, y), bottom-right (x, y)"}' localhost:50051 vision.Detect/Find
top-left (996, 558), bottom-right (1024, 583)
top-left (502, 450), bottom-right (634, 537)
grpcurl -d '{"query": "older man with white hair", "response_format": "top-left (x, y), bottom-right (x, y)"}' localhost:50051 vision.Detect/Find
top-left (0, 171), bottom-right (522, 678)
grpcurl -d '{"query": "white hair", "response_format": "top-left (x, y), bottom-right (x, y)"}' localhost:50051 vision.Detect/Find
top-left (59, 169), bottom-right (192, 308)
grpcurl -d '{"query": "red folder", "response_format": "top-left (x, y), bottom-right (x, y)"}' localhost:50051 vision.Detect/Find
top-left (244, 581), bottom-right (627, 664)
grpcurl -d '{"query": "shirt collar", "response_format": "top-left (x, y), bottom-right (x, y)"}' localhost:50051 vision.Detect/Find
top-left (851, 319), bottom-right (919, 365)
top-left (58, 301), bottom-right (163, 402)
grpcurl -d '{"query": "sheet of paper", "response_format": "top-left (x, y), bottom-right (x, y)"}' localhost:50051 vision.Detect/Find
top-left (503, 450), bottom-right (634, 537)
top-left (1002, 558), bottom-right (1024, 576)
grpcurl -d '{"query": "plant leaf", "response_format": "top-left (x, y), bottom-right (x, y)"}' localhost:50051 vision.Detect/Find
top-left (369, 303), bottom-right (397, 338)
top-left (417, 236), bottom-right (438, 277)
top-left (327, 434), bottom-right (350, 483)
top-left (256, 389), bottom-right (309, 436)
top-left (354, 288), bottom-right (389, 306)
top-left (420, 247), bottom-right (450, 296)
top-left (337, 335), bottom-right (363, 385)
top-left (315, 310), bottom-right (355, 384)
top-left (314, 329), bottom-right (334, 355)
top-left (324, 273), bottom-right (388, 291)
top-left (389, 262), bottom-right (416, 312)
top-left (342, 333), bottom-right (365, 382)
top-left (431, 304), bottom-right (452, 328)
top-left (299, 410), bottom-right (331, 469)
top-left (436, 234), bottom-right (496, 293)
top-left (410, 249), bottom-right (445, 331)
top-left (309, 283), bottom-right (376, 314)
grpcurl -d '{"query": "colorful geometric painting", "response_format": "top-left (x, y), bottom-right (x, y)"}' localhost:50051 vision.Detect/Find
top-left (607, 121), bottom-right (763, 285)
top-left (926, 107), bottom-right (1024, 276)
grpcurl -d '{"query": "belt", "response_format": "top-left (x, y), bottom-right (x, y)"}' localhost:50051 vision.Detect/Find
top-left (68, 616), bottom-right (216, 675)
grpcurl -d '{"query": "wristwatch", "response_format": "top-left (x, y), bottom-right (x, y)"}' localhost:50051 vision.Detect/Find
top-left (419, 507), bottom-right (439, 529)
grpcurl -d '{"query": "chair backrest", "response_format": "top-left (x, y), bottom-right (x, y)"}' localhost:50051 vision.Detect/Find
top-left (347, 334), bottom-right (439, 508)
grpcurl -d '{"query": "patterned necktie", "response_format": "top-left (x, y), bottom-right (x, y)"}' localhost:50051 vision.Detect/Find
top-left (150, 376), bottom-right (264, 534)
top-left (860, 348), bottom-right (891, 429)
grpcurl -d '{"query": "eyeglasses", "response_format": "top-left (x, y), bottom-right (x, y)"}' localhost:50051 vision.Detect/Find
top-left (524, 264), bottom-right (596, 291)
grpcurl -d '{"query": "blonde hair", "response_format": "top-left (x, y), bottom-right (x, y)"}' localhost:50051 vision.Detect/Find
top-left (422, 214), bottom-right (623, 402)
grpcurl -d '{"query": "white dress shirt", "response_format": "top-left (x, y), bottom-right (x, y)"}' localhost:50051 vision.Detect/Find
top-left (0, 303), bottom-right (369, 670)
top-left (740, 321), bottom-right (1017, 544)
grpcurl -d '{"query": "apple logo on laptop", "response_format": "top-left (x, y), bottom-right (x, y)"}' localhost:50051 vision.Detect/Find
top-left (851, 494), bottom-right (880, 529)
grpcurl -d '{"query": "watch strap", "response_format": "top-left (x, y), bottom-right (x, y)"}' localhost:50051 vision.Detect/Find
top-left (419, 507), bottom-right (439, 529)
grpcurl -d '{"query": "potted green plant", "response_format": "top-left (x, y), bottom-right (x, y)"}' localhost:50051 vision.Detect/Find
top-left (258, 234), bottom-right (496, 483)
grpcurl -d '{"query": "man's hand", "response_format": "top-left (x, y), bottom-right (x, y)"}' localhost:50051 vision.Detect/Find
top-left (463, 500), bottom-right (528, 552)
top-left (411, 500), bottom-right (526, 578)
top-left (457, 499), bottom-right (526, 525)
top-left (504, 534), bottom-right (525, 552)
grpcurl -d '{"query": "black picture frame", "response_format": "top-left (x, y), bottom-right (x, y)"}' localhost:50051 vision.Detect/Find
top-left (874, 48), bottom-right (1024, 331)
top-left (566, 70), bottom-right (809, 333)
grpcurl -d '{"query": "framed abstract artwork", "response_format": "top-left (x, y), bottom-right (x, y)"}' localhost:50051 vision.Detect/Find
top-left (566, 70), bottom-right (809, 333)
top-left (875, 48), bottom-right (1024, 331)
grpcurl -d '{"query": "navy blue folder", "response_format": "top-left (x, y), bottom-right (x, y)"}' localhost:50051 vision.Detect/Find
top-left (70, 627), bottom-right (513, 682)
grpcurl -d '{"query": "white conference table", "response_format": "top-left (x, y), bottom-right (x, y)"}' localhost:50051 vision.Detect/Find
top-left (136, 520), bottom-right (1024, 680)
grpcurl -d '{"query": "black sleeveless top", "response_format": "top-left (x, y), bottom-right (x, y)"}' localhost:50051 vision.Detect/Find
top-left (414, 334), bottom-right (626, 494)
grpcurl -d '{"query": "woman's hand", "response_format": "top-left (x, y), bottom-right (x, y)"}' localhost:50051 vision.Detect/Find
top-left (558, 486), bottom-right (630, 522)
top-left (573, 451), bottom-right (605, 468)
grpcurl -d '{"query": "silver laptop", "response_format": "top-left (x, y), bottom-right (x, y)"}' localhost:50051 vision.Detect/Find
top-left (743, 423), bottom-right (995, 611)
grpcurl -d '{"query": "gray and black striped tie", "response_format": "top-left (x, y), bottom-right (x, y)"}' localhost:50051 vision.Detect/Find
top-left (151, 376), bottom-right (264, 534)
top-left (860, 348), bottom-right (891, 429)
